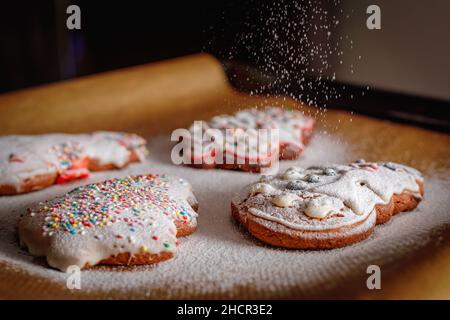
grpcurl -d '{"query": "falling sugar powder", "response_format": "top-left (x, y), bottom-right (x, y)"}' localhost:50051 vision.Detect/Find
top-left (205, 0), bottom-right (369, 115)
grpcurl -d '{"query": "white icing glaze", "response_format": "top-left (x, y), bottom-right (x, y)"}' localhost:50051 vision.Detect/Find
top-left (233, 161), bottom-right (423, 232)
top-left (305, 196), bottom-right (342, 219)
top-left (18, 174), bottom-right (198, 271)
top-left (247, 207), bottom-right (375, 237)
top-left (187, 107), bottom-right (314, 162)
top-left (250, 183), bottom-right (276, 195)
top-left (0, 131), bottom-right (148, 192)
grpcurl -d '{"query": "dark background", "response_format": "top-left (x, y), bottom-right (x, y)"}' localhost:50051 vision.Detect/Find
top-left (0, 1), bottom-right (219, 92)
top-left (1, 1), bottom-right (449, 131)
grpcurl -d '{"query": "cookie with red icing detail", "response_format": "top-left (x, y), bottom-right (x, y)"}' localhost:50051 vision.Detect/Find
top-left (19, 174), bottom-right (198, 271)
top-left (232, 160), bottom-right (424, 249)
top-left (0, 131), bottom-right (148, 195)
top-left (182, 107), bottom-right (315, 172)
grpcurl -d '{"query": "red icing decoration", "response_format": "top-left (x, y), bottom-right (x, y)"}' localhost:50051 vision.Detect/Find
top-left (55, 156), bottom-right (91, 184)
top-left (70, 157), bottom-right (89, 170)
top-left (56, 168), bottom-right (90, 184)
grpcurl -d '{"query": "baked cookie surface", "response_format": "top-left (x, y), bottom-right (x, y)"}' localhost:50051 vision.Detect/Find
top-left (232, 160), bottom-right (424, 249)
top-left (0, 131), bottom-right (148, 195)
top-left (19, 174), bottom-right (198, 271)
top-left (183, 107), bottom-right (315, 172)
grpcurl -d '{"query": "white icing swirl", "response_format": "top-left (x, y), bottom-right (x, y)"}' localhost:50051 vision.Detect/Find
top-left (250, 183), bottom-right (276, 195)
top-left (187, 107), bottom-right (314, 161)
top-left (305, 196), bottom-right (342, 219)
top-left (18, 174), bottom-right (198, 271)
top-left (271, 193), bottom-right (299, 208)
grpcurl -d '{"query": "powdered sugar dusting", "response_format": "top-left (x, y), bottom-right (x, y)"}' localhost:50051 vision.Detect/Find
top-left (0, 133), bottom-right (448, 298)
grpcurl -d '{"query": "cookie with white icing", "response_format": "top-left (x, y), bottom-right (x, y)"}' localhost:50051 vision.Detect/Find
top-left (232, 160), bottom-right (424, 249)
top-left (0, 131), bottom-right (148, 195)
top-left (18, 174), bottom-right (198, 271)
top-left (183, 107), bottom-right (314, 172)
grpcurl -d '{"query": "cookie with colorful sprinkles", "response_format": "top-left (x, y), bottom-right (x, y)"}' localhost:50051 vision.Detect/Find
top-left (0, 131), bottom-right (149, 195)
top-left (18, 174), bottom-right (198, 271)
top-left (232, 160), bottom-right (424, 249)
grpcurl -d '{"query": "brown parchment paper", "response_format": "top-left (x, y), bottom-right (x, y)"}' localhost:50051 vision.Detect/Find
top-left (0, 54), bottom-right (449, 299)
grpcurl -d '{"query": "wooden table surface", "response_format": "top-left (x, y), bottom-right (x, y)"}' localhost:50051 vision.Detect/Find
top-left (0, 54), bottom-right (449, 299)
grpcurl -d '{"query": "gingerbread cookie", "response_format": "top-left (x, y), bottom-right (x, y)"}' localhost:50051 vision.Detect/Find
top-left (232, 160), bottom-right (424, 249)
top-left (18, 174), bottom-right (198, 271)
top-left (0, 131), bottom-right (148, 195)
top-left (181, 107), bottom-right (314, 172)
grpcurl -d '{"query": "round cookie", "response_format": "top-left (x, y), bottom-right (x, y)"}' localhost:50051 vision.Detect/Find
top-left (232, 160), bottom-right (424, 249)
top-left (183, 107), bottom-right (315, 172)
top-left (19, 174), bottom-right (198, 271)
top-left (0, 131), bottom-right (149, 195)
